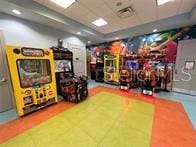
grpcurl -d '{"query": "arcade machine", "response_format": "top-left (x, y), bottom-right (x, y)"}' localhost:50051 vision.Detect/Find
top-left (119, 67), bottom-right (131, 90)
top-left (95, 58), bottom-right (104, 82)
top-left (140, 50), bottom-right (169, 96)
top-left (90, 63), bottom-right (96, 80)
top-left (124, 53), bottom-right (140, 88)
top-left (146, 50), bottom-right (173, 92)
top-left (140, 66), bottom-right (157, 96)
top-left (51, 39), bottom-right (88, 103)
top-left (104, 54), bottom-right (122, 85)
top-left (6, 46), bottom-right (58, 116)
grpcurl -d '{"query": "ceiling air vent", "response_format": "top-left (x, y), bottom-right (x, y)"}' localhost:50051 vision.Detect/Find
top-left (117, 6), bottom-right (135, 18)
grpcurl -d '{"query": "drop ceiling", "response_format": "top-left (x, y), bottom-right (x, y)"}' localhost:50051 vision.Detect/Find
top-left (0, 0), bottom-right (196, 44)
top-left (34, 0), bottom-right (196, 34)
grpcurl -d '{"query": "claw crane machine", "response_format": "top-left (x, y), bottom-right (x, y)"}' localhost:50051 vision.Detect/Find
top-left (104, 54), bottom-right (123, 85)
top-left (6, 46), bottom-right (58, 116)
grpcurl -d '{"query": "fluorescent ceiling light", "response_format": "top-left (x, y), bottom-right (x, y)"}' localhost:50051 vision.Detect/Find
top-left (87, 41), bottom-right (91, 44)
top-left (153, 29), bottom-right (158, 33)
top-left (157, 0), bottom-right (175, 6)
top-left (50, 0), bottom-right (76, 9)
top-left (12, 9), bottom-right (21, 15)
top-left (92, 18), bottom-right (108, 27)
top-left (77, 32), bottom-right (81, 35)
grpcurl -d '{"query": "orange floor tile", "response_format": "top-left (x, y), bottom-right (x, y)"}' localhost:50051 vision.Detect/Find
top-left (0, 86), bottom-right (196, 147)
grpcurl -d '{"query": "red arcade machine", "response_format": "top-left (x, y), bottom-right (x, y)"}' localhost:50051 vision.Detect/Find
top-left (51, 39), bottom-right (88, 103)
top-left (119, 67), bottom-right (131, 90)
top-left (123, 52), bottom-right (140, 88)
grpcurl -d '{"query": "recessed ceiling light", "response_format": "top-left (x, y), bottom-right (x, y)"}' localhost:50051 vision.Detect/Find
top-left (88, 41), bottom-right (91, 44)
top-left (92, 18), bottom-right (108, 27)
top-left (153, 29), bottom-right (158, 33)
top-left (50, 0), bottom-right (76, 9)
top-left (77, 32), bottom-right (81, 35)
top-left (157, 0), bottom-right (175, 6)
top-left (12, 9), bottom-right (21, 15)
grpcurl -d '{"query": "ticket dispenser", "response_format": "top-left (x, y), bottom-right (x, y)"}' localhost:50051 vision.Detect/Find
top-left (6, 46), bottom-right (58, 116)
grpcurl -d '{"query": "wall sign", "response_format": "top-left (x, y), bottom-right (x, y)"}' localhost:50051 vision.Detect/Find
top-left (21, 48), bottom-right (44, 57)
top-left (185, 61), bottom-right (195, 70)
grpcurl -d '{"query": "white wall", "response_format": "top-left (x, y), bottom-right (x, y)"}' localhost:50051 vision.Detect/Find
top-left (0, 13), bottom-right (87, 48)
top-left (0, 12), bottom-right (87, 75)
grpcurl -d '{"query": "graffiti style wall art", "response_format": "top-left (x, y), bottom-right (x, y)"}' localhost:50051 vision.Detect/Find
top-left (87, 25), bottom-right (196, 64)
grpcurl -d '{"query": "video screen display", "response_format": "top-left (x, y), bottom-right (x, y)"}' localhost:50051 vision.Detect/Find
top-left (125, 61), bottom-right (139, 70)
top-left (17, 59), bottom-right (52, 88)
top-left (54, 60), bottom-right (72, 73)
top-left (156, 62), bottom-right (165, 70)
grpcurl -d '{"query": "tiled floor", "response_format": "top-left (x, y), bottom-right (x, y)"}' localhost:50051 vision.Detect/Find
top-left (0, 86), bottom-right (196, 147)
top-left (1, 80), bottom-right (196, 130)
top-left (89, 80), bottom-right (196, 130)
top-left (1, 91), bottom-right (155, 147)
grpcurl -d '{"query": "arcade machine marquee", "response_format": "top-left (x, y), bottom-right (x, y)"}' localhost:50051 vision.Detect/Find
top-left (6, 46), bottom-right (58, 116)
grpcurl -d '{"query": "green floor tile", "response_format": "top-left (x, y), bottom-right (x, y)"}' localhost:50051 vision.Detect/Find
top-left (77, 111), bottom-right (118, 141)
top-left (1, 92), bottom-right (154, 147)
top-left (99, 128), bottom-right (150, 147)
top-left (60, 126), bottom-right (98, 147)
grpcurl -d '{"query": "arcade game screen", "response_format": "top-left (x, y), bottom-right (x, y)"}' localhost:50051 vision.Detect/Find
top-left (125, 61), bottom-right (139, 70)
top-left (54, 60), bottom-right (72, 73)
top-left (105, 60), bottom-right (116, 72)
top-left (17, 59), bottom-right (52, 88)
top-left (148, 60), bottom-right (162, 68)
top-left (156, 62), bottom-right (165, 70)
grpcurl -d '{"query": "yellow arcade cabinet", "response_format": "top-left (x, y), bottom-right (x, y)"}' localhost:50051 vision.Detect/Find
top-left (104, 54), bottom-right (123, 85)
top-left (6, 45), bottom-right (58, 116)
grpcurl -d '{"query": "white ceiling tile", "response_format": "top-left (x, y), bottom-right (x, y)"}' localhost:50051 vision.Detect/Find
top-left (33, 0), bottom-right (194, 34)
top-left (79, 0), bottom-right (105, 9)
top-left (82, 12), bottom-right (97, 22)
top-left (104, 0), bottom-right (133, 12)
top-left (121, 15), bottom-right (140, 26)
top-left (65, 3), bottom-right (90, 16)
top-left (90, 5), bottom-right (114, 17)
top-left (103, 13), bottom-right (121, 24)
top-left (131, 0), bottom-right (156, 24)
top-left (157, 0), bottom-right (182, 19)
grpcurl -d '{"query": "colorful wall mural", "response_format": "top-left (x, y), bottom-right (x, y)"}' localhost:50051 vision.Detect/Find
top-left (87, 25), bottom-right (196, 64)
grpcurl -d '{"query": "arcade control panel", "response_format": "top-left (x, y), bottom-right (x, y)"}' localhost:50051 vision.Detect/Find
top-left (22, 85), bottom-right (56, 114)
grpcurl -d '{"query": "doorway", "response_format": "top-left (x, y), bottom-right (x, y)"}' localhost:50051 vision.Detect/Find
top-left (0, 31), bottom-right (14, 112)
